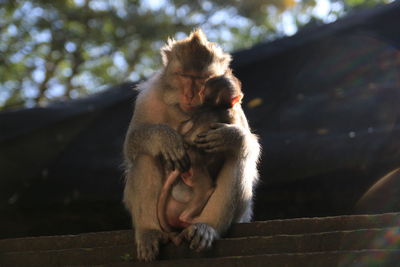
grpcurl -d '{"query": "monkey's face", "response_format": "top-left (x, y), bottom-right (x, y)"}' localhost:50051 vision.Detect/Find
top-left (164, 58), bottom-right (220, 113)
top-left (170, 63), bottom-right (233, 113)
top-left (174, 69), bottom-right (210, 113)
top-left (161, 29), bottom-right (231, 113)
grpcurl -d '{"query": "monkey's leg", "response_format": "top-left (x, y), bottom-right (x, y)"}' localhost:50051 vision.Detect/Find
top-left (123, 154), bottom-right (168, 262)
top-left (179, 187), bottom-right (215, 223)
top-left (179, 157), bottom-right (248, 251)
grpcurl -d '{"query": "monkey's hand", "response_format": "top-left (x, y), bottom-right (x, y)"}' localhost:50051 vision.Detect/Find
top-left (136, 229), bottom-right (169, 261)
top-left (176, 223), bottom-right (218, 252)
top-left (126, 124), bottom-right (190, 171)
top-left (155, 126), bottom-right (191, 172)
top-left (194, 123), bottom-right (245, 153)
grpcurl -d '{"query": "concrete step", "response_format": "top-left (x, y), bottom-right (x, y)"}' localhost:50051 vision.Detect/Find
top-left (112, 250), bottom-right (400, 267)
top-left (2, 212), bottom-right (399, 253)
top-left (2, 249), bottom-right (400, 267)
top-left (1, 212), bottom-right (399, 266)
top-left (1, 228), bottom-right (399, 265)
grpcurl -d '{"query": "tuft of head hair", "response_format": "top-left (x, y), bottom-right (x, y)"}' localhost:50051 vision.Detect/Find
top-left (160, 29), bottom-right (231, 72)
top-left (188, 28), bottom-right (208, 45)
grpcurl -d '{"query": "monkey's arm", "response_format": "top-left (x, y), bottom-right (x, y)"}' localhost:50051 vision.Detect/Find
top-left (123, 87), bottom-right (191, 171)
top-left (194, 123), bottom-right (248, 154)
top-left (193, 106), bottom-right (253, 154)
top-left (179, 127), bottom-right (260, 251)
top-left (196, 131), bottom-right (260, 229)
top-left (124, 123), bottom-right (190, 171)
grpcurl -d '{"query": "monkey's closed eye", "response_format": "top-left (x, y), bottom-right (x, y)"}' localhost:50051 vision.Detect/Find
top-left (174, 72), bottom-right (209, 81)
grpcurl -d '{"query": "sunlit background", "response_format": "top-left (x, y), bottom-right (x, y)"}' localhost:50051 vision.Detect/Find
top-left (0, 0), bottom-right (394, 110)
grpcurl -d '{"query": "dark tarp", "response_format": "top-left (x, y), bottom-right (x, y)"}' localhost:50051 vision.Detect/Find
top-left (1, 1), bottom-right (400, 238)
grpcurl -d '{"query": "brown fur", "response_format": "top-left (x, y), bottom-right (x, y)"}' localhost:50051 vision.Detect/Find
top-left (157, 74), bottom-right (242, 233)
top-left (123, 29), bottom-right (260, 261)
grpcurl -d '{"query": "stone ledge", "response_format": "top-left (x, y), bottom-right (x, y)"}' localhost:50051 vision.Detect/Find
top-left (2, 212), bottom-right (399, 253)
top-left (1, 212), bottom-right (399, 266)
top-left (2, 250), bottom-right (400, 267)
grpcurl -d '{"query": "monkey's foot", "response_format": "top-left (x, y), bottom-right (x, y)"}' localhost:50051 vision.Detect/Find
top-left (167, 232), bottom-right (182, 246)
top-left (136, 230), bottom-right (168, 261)
top-left (177, 223), bottom-right (218, 252)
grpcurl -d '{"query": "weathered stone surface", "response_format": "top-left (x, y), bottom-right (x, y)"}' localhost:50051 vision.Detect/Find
top-left (113, 251), bottom-right (400, 267)
top-left (2, 212), bottom-right (399, 253)
top-left (228, 212), bottom-right (400, 237)
top-left (2, 248), bottom-right (400, 266)
top-left (0, 230), bottom-right (133, 253)
top-left (1, 213), bottom-right (399, 266)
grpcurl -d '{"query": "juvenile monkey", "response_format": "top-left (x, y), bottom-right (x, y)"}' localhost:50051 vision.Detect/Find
top-left (123, 29), bottom-right (260, 261)
top-left (157, 73), bottom-right (243, 233)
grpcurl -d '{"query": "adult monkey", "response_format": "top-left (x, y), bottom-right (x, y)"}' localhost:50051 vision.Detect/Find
top-left (123, 29), bottom-right (260, 261)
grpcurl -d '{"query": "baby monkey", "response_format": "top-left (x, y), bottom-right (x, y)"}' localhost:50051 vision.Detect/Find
top-left (157, 71), bottom-right (243, 233)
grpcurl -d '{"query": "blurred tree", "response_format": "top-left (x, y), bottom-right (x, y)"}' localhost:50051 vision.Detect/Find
top-left (0, 0), bottom-right (393, 109)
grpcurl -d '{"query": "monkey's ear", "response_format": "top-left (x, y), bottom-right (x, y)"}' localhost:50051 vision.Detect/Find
top-left (160, 38), bottom-right (175, 66)
top-left (230, 94), bottom-right (243, 107)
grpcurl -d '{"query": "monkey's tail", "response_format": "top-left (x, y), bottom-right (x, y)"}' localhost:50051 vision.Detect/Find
top-left (157, 170), bottom-right (181, 233)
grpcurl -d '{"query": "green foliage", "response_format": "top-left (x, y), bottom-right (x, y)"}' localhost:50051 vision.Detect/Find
top-left (343, 0), bottom-right (391, 7)
top-left (0, 0), bottom-right (392, 110)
